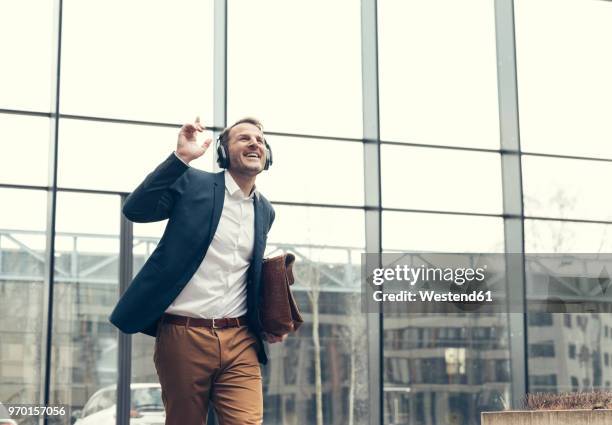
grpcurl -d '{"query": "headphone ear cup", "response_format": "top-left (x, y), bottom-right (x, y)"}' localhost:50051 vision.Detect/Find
top-left (264, 141), bottom-right (273, 170)
top-left (216, 136), bottom-right (229, 169)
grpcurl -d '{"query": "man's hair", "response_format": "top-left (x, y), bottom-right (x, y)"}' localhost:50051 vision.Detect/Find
top-left (219, 117), bottom-right (264, 147)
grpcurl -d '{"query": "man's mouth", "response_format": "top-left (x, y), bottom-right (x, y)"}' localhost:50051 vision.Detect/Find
top-left (244, 152), bottom-right (261, 159)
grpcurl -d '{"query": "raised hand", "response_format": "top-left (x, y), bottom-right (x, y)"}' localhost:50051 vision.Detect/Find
top-left (176, 116), bottom-right (213, 164)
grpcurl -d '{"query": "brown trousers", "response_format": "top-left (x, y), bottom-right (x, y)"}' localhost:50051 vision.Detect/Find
top-left (153, 317), bottom-right (263, 425)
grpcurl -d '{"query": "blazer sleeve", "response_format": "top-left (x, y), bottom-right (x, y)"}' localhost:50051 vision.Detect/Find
top-left (122, 152), bottom-right (190, 223)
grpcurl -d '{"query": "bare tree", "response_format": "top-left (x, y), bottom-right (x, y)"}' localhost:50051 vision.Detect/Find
top-left (298, 260), bottom-right (324, 425)
top-left (344, 292), bottom-right (368, 425)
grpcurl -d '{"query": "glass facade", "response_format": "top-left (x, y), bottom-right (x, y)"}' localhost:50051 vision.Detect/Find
top-left (1, 0), bottom-right (611, 424)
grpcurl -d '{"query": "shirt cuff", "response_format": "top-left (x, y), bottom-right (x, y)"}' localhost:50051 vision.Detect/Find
top-left (173, 151), bottom-right (190, 167)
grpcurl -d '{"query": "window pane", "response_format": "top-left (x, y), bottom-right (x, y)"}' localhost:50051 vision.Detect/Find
top-left (516, 0), bottom-right (612, 159)
top-left (265, 205), bottom-right (368, 423)
top-left (133, 221), bottom-right (167, 272)
top-left (0, 114), bottom-right (50, 186)
top-left (381, 145), bottom-right (502, 214)
top-left (523, 156), bottom-right (612, 222)
top-left (257, 136), bottom-right (364, 205)
top-left (228, 0), bottom-right (362, 138)
top-left (0, 0), bottom-right (54, 111)
top-left (384, 313), bottom-right (511, 425)
top-left (267, 205), bottom-right (364, 256)
top-left (383, 212), bottom-right (504, 253)
top-left (525, 219), bottom-right (612, 254)
top-left (0, 188), bottom-right (47, 406)
top-left (378, 0), bottom-right (499, 148)
top-left (132, 222), bottom-right (188, 420)
top-left (132, 222), bottom-right (164, 390)
top-left (525, 216), bottom-right (612, 394)
top-left (61, 0), bottom-right (213, 124)
top-left (50, 192), bottom-right (121, 419)
top-left (58, 119), bottom-right (213, 192)
top-left (527, 312), bottom-right (608, 393)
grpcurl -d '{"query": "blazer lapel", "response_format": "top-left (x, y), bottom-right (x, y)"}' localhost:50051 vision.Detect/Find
top-left (252, 194), bottom-right (265, 262)
top-left (206, 172), bottom-right (226, 248)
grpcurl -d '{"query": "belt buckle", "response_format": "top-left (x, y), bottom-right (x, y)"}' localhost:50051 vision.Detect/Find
top-left (212, 318), bottom-right (220, 329)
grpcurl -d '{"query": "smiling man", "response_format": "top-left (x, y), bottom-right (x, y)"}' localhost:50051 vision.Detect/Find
top-left (109, 117), bottom-right (284, 424)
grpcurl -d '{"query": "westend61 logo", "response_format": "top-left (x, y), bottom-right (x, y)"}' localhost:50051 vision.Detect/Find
top-left (361, 253), bottom-right (612, 314)
top-left (371, 264), bottom-right (487, 286)
top-left (362, 254), bottom-right (500, 313)
top-left (369, 264), bottom-right (492, 306)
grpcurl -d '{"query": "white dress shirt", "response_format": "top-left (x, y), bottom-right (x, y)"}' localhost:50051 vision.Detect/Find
top-left (165, 154), bottom-right (256, 319)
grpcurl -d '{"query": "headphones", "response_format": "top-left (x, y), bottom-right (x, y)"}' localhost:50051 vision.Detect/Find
top-left (215, 133), bottom-right (273, 170)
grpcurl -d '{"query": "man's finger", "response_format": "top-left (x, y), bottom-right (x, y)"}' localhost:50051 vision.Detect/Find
top-left (201, 138), bottom-right (212, 150)
top-left (182, 123), bottom-right (196, 133)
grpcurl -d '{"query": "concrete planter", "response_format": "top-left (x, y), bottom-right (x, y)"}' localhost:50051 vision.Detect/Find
top-left (482, 409), bottom-right (612, 425)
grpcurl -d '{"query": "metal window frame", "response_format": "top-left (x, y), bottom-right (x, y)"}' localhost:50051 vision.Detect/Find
top-left (361, 1), bottom-right (383, 423)
top-left (116, 195), bottom-right (133, 425)
top-left (39, 0), bottom-right (63, 423)
top-left (213, 0), bottom-right (228, 175)
top-left (494, 0), bottom-right (528, 408)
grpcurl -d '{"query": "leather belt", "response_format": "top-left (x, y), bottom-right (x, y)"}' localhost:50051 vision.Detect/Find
top-left (161, 313), bottom-right (247, 329)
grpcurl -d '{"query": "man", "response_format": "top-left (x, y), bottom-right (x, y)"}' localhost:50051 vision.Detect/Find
top-left (109, 117), bottom-right (285, 424)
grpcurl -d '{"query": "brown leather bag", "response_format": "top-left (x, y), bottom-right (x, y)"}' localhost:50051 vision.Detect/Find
top-left (260, 253), bottom-right (303, 336)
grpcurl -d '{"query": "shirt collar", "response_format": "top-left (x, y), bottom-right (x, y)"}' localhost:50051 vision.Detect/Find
top-left (224, 170), bottom-right (259, 200)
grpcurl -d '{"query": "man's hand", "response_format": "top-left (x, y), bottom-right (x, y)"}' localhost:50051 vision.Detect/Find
top-left (262, 332), bottom-right (288, 344)
top-left (176, 116), bottom-right (212, 164)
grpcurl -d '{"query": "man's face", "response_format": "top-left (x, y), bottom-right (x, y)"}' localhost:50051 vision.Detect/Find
top-left (226, 123), bottom-right (266, 175)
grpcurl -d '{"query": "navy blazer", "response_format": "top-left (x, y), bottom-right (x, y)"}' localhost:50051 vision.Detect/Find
top-left (108, 152), bottom-right (275, 364)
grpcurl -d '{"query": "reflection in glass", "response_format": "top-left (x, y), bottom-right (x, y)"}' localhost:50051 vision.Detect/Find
top-left (384, 312), bottom-right (510, 425)
top-left (526, 302), bottom-right (612, 393)
top-left (131, 222), bottom-right (164, 389)
top-left (525, 219), bottom-right (612, 254)
top-left (75, 384), bottom-right (164, 424)
top-left (0, 189), bottom-right (47, 412)
top-left (264, 205), bottom-right (368, 424)
top-left (526, 220), bottom-right (612, 394)
top-left (50, 192), bottom-right (120, 424)
top-left (523, 156), bottom-right (612, 222)
top-left (383, 215), bottom-right (509, 425)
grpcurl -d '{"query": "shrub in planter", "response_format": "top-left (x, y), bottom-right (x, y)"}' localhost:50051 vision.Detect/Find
top-left (481, 391), bottom-right (612, 425)
top-left (523, 391), bottom-right (612, 410)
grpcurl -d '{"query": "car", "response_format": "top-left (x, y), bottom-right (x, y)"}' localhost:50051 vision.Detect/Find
top-left (0, 402), bottom-right (17, 425)
top-left (73, 383), bottom-right (164, 425)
